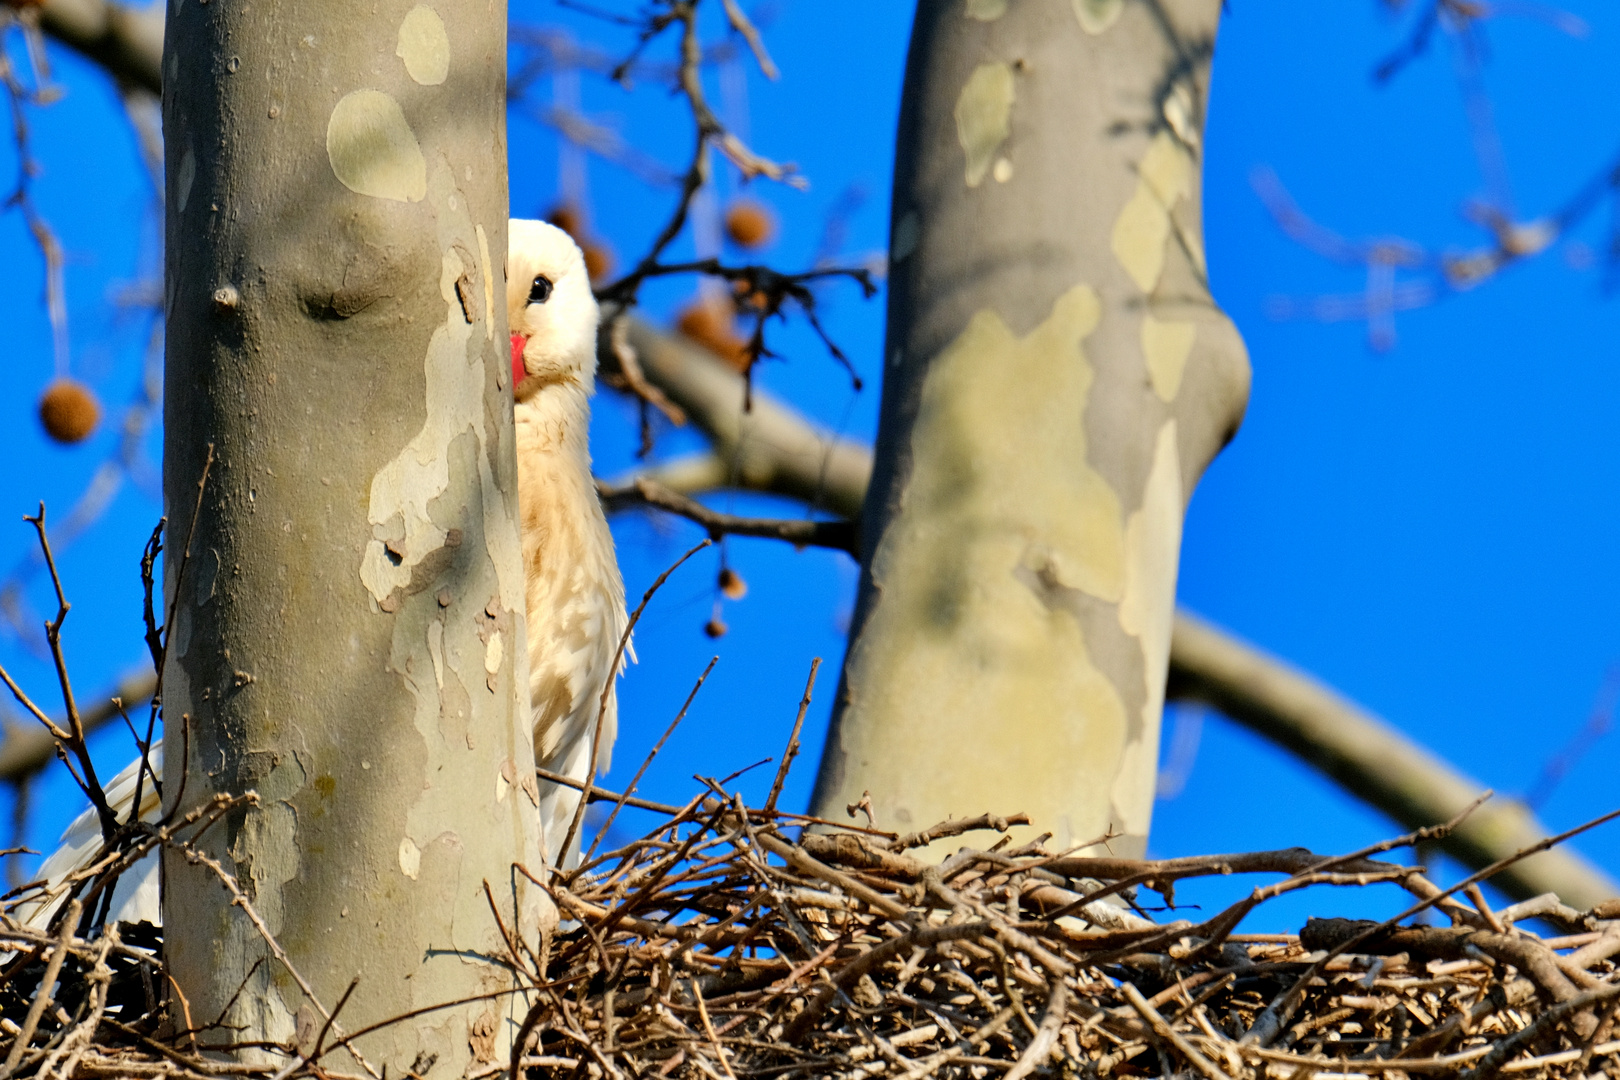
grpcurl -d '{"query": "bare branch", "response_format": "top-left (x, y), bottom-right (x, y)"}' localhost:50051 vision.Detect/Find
top-left (9, 0), bottom-right (163, 96)
top-left (1167, 609), bottom-right (1620, 907)
top-left (597, 476), bottom-right (855, 554)
top-left (0, 668), bottom-right (155, 783)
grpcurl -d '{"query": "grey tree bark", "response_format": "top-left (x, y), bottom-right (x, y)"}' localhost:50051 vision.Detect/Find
top-left (810, 0), bottom-right (1250, 857)
top-left (161, 1), bottom-right (547, 1071)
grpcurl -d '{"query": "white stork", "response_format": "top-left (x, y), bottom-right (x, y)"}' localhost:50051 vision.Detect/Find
top-left (13, 219), bottom-right (626, 929)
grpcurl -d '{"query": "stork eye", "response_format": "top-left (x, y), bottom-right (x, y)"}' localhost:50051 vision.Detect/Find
top-left (528, 275), bottom-right (553, 304)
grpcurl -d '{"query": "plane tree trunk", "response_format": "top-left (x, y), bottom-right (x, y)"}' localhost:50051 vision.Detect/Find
top-left (812, 0), bottom-right (1250, 857)
top-left (161, 1), bottom-right (547, 1070)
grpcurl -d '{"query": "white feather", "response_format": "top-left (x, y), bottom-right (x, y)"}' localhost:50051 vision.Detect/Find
top-left (508, 219), bottom-right (629, 868)
top-left (14, 746), bottom-right (163, 930)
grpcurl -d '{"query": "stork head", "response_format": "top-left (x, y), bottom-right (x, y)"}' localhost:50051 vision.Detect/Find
top-left (507, 218), bottom-right (599, 400)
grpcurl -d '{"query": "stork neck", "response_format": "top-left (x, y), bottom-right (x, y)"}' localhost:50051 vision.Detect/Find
top-left (515, 379), bottom-right (594, 459)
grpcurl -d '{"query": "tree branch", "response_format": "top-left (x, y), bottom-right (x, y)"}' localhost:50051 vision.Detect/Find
top-left (612, 313), bottom-right (872, 520)
top-left (9, 0), bottom-right (164, 97)
top-left (0, 667), bottom-right (154, 783)
top-left (596, 476), bottom-right (856, 553)
top-left (1167, 610), bottom-right (1619, 907)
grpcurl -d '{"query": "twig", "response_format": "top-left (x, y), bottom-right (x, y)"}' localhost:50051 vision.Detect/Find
top-left (764, 658), bottom-right (819, 813)
top-left (556, 539), bottom-right (711, 870)
top-left (597, 477), bottom-right (856, 553)
top-left (583, 656), bottom-right (718, 864)
top-left (0, 899), bottom-right (78, 1079)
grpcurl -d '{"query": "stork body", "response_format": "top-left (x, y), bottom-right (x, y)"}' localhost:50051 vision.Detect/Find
top-left (15, 220), bottom-right (625, 930)
top-left (507, 218), bottom-right (628, 867)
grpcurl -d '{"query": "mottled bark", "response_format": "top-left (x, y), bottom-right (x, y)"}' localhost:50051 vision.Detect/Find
top-left (812, 0), bottom-right (1250, 857)
top-left (162, 2), bottom-right (546, 1071)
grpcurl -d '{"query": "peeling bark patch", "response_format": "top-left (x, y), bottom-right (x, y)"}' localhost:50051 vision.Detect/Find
top-left (475, 224), bottom-right (495, 341)
top-left (176, 149), bottom-right (196, 214)
top-left (399, 836), bottom-right (422, 879)
top-left (891, 211), bottom-right (920, 264)
top-left (1109, 132), bottom-right (1191, 293)
top-left (484, 629), bottom-right (504, 692)
top-left (964, 0), bottom-right (1007, 19)
top-left (360, 249), bottom-right (481, 603)
top-left (954, 63), bottom-right (1015, 188)
top-left (1114, 421), bottom-right (1182, 839)
top-left (1140, 317), bottom-right (1195, 402)
top-left (454, 274), bottom-right (477, 325)
top-left (397, 6), bottom-right (450, 86)
top-left (427, 618), bottom-right (446, 689)
top-left (326, 90), bottom-right (427, 203)
top-left (468, 1008), bottom-right (498, 1064)
top-left (1072, 0), bottom-right (1123, 34)
top-left (835, 284), bottom-right (1128, 852)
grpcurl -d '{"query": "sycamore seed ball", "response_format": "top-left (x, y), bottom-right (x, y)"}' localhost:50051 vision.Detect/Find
top-left (718, 567), bottom-right (747, 600)
top-left (583, 242), bottom-right (614, 283)
top-left (39, 379), bottom-right (100, 444)
top-left (546, 204), bottom-right (583, 238)
top-left (676, 297), bottom-right (751, 374)
top-left (724, 199), bottom-right (775, 250)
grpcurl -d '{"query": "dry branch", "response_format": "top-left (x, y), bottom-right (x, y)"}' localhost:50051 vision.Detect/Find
top-left (6, 755), bottom-right (1620, 1080)
top-left (6, 0), bottom-right (162, 96)
top-left (0, 668), bottom-right (153, 783)
top-left (1168, 610), bottom-right (1619, 907)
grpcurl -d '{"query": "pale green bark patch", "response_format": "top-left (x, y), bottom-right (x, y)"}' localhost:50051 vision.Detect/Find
top-left (397, 6), bottom-right (450, 86)
top-left (1112, 420), bottom-right (1182, 839)
top-left (1140, 317), bottom-right (1195, 402)
top-left (954, 62), bottom-right (1015, 189)
top-left (398, 836), bottom-right (422, 879)
top-left (476, 224), bottom-right (496, 341)
top-left (1110, 132), bottom-right (1191, 293)
top-left (1073, 0), bottom-right (1123, 34)
top-left (326, 90), bottom-right (427, 203)
top-left (834, 285), bottom-right (1134, 852)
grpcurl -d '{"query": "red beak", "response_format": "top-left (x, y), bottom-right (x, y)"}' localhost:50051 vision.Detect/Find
top-left (510, 333), bottom-right (528, 395)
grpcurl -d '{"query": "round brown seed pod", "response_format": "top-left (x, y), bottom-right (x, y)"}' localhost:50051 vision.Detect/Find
top-left (724, 199), bottom-right (775, 250)
top-left (583, 242), bottom-right (614, 283)
top-left (718, 567), bottom-right (747, 600)
top-left (546, 204), bottom-right (583, 240)
top-left (39, 379), bottom-right (101, 445)
top-left (676, 298), bottom-right (751, 374)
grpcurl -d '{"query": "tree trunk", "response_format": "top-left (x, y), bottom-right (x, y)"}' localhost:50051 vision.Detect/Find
top-left (812, 0), bottom-right (1250, 858)
top-left (162, 2), bottom-right (547, 1071)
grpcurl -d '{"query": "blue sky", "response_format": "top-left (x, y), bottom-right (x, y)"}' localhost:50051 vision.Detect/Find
top-left (1, 0), bottom-right (1617, 931)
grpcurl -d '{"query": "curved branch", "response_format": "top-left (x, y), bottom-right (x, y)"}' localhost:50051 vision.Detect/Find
top-left (1167, 610), bottom-right (1618, 907)
top-left (14, 0), bottom-right (164, 97)
top-left (0, 667), bottom-right (154, 783)
top-left (614, 314), bottom-right (872, 520)
top-left (596, 476), bottom-right (856, 554)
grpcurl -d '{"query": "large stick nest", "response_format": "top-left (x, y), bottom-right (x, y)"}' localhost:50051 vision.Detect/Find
top-left (4, 781), bottom-right (1620, 1080)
